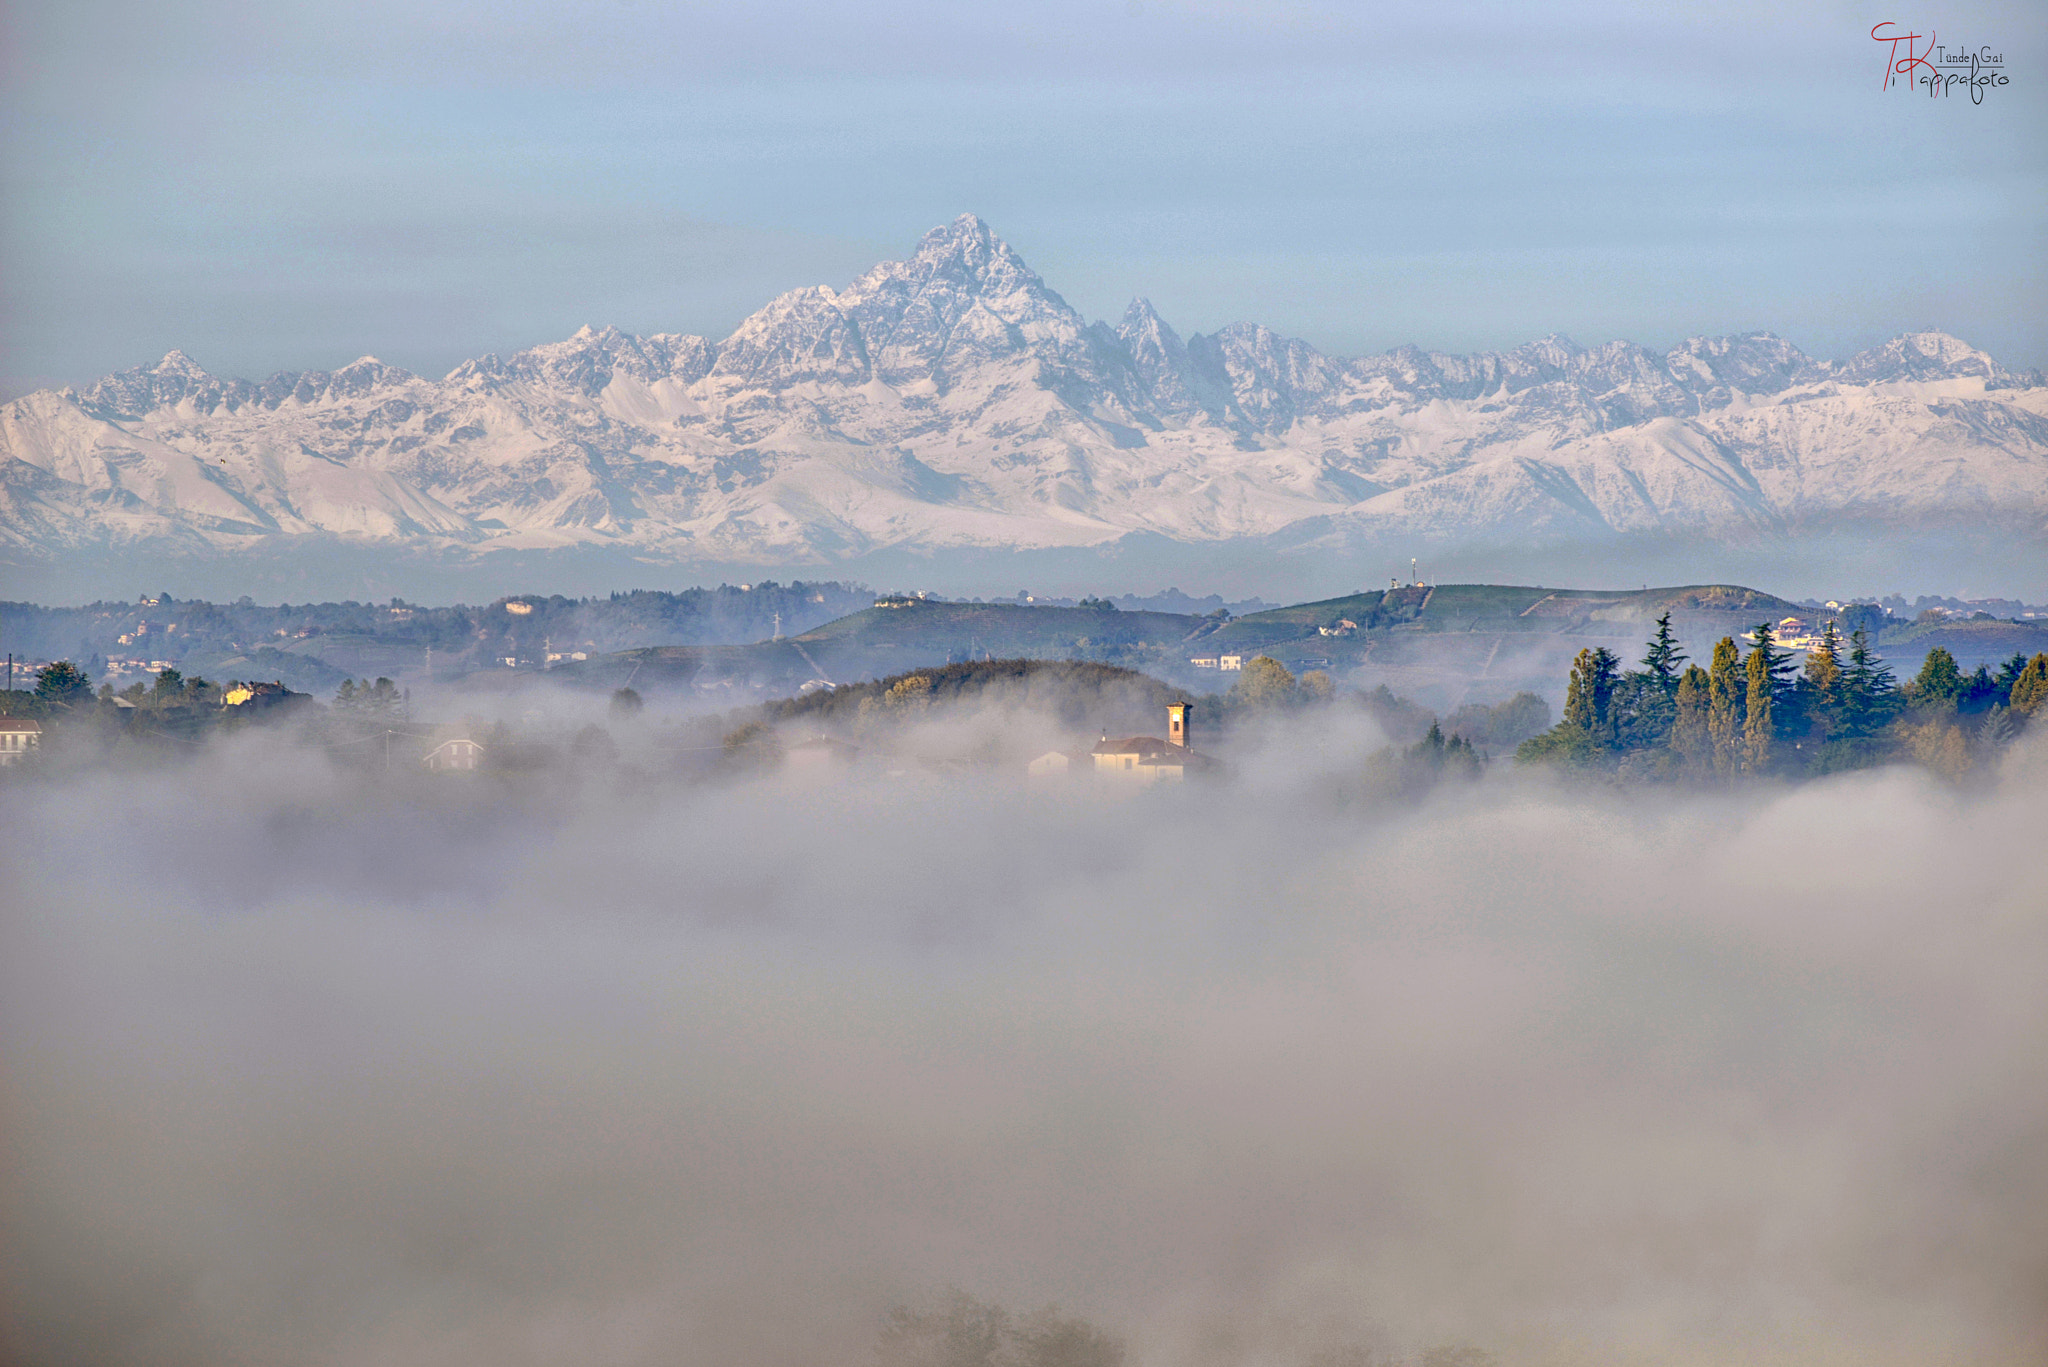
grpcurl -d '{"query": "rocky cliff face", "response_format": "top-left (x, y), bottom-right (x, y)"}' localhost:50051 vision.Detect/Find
top-left (4, 214), bottom-right (2044, 566)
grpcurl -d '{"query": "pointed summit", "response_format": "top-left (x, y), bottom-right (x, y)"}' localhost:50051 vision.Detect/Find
top-left (899, 213), bottom-right (1044, 297)
top-left (155, 349), bottom-right (210, 377)
top-left (1119, 296), bottom-right (1177, 341)
top-left (828, 216), bottom-right (1094, 388)
top-left (1117, 297), bottom-right (1224, 420)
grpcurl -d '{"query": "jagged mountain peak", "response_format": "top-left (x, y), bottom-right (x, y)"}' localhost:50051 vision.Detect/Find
top-left (154, 349), bottom-right (211, 377)
top-left (1838, 331), bottom-right (2001, 383)
top-left (908, 212), bottom-right (1032, 277)
top-left (846, 214), bottom-right (1056, 315)
top-left (1119, 296), bottom-right (1173, 333)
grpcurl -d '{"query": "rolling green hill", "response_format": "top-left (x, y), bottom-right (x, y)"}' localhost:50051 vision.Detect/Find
top-left (536, 582), bottom-right (1837, 711)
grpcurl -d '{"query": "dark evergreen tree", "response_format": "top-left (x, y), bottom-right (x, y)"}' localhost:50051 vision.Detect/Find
top-left (1641, 613), bottom-right (1687, 692)
top-left (1743, 639), bottom-right (1775, 772)
top-left (1994, 651), bottom-right (2030, 698)
top-left (1959, 664), bottom-right (1999, 715)
top-left (1839, 629), bottom-right (1899, 739)
top-left (1798, 618), bottom-right (1845, 741)
top-left (1613, 615), bottom-right (1687, 751)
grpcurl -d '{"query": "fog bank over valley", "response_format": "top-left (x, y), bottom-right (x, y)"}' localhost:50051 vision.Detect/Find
top-left (4, 712), bottom-right (2046, 1366)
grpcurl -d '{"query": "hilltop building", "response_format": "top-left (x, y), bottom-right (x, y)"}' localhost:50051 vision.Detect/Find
top-left (223, 681), bottom-right (310, 713)
top-left (1090, 702), bottom-right (1216, 782)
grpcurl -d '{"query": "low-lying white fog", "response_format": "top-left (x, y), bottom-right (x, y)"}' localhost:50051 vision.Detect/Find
top-left (5, 716), bottom-right (2045, 1366)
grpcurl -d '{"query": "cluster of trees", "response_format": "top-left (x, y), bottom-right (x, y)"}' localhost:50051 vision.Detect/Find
top-left (332, 676), bottom-right (407, 721)
top-left (1228, 655), bottom-right (1333, 708)
top-left (1, 663), bottom-right (230, 720)
top-left (763, 659), bottom-right (1190, 733)
top-left (1441, 693), bottom-right (1552, 750)
top-left (1360, 719), bottom-right (1484, 798)
top-left (1517, 613), bottom-right (2048, 780)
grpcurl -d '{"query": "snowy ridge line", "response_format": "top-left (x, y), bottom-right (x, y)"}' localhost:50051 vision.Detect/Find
top-left (4, 214), bottom-right (2045, 563)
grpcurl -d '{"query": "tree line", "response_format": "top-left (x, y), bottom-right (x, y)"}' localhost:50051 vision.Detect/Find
top-left (1517, 613), bottom-right (2048, 780)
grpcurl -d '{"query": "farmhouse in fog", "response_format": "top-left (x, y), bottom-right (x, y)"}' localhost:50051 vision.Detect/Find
top-left (422, 730), bottom-right (485, 772)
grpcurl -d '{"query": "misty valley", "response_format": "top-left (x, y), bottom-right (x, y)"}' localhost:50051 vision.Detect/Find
top-left (3, 577), bottom-right (2046, 1367)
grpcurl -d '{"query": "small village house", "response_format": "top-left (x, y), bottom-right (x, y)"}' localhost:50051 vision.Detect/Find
top-left (421, 729), bottom-right (486, 772)
top-left (0, 719), bottom-right (42, 767)
top-left (1026, 748), bottom-right (1093, 778)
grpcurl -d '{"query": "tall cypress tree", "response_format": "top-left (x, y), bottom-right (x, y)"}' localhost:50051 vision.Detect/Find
top-left (1707, 637), bottom-right (1745, 776)
top-left (1744, 639), bottom-right (1775, 771)
top-left (1671, 663), bottom-right (1712, 771)
top-left (1563, 647), bottom-right (1620, 748)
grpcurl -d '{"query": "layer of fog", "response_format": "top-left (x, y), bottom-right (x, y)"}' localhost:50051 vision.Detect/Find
top-left (4, 712), bottom-right (2046, 1367)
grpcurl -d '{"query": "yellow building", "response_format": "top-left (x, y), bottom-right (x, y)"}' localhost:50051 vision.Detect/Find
top-left (1090, 702), bottom-right (1215, 782)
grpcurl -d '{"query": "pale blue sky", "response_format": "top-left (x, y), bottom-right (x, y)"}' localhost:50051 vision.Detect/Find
top-left (4, 0), bottom-right (2042, 395)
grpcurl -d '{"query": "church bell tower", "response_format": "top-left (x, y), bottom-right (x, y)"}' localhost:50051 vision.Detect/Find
top-left (1168, 701), bottom-right (1191, 749)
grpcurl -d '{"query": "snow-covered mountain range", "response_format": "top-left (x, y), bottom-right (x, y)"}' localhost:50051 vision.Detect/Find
top-left (5, 214), bottom-right (2044, 569)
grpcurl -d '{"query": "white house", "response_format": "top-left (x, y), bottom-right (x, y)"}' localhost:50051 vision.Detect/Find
top-left (0, 718), bottom-right (42, 767)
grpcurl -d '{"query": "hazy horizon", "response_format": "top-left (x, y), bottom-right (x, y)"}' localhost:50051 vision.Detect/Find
top-left (6, 4), bottom-right (2044, 396)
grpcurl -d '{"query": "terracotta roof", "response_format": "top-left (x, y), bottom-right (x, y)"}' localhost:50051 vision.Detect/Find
top-left (1092, 735), bottom-right (1179, 756)
top-left (0, 719), bottom-right (42, 732)
top-left (1138, 749), bottom-right (1217, 770)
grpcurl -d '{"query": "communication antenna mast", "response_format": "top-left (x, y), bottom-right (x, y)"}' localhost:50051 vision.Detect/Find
top-left (773, 610), bottom-right (783, 640)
